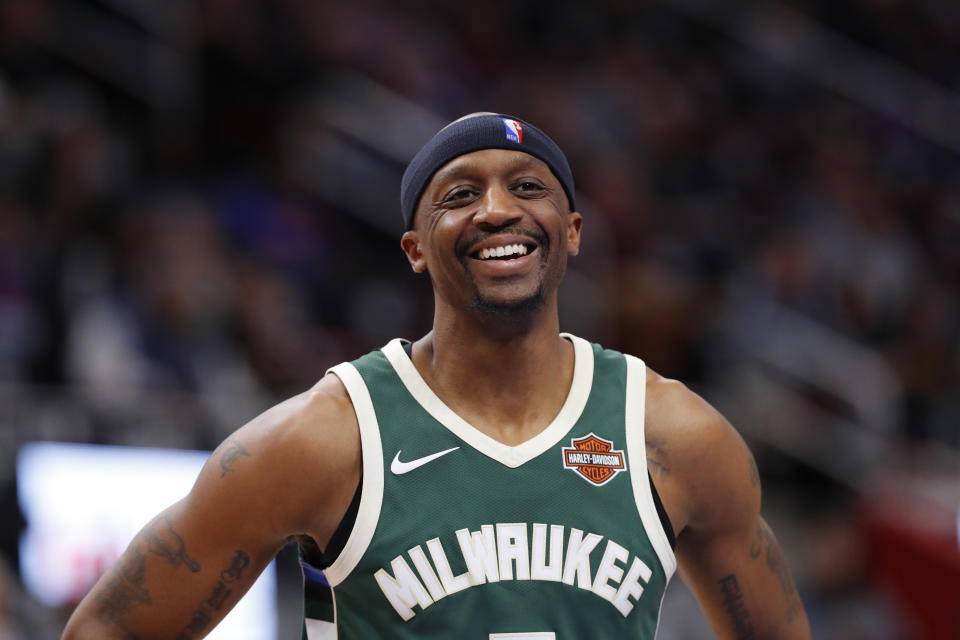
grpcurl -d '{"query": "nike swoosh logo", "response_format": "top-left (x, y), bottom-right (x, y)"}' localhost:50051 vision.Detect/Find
top-left (391, 446), bottom-right (460, 475)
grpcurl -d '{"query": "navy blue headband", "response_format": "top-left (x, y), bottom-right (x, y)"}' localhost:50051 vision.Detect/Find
top-left (400, 113), bottom-right (576, 230)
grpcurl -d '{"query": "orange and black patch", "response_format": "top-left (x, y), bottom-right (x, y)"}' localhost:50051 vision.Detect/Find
top-left (562, 433), bottom-right (627, 486)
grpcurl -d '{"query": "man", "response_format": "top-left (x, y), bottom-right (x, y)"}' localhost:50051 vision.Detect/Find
top-left (63, 113), bottom-right (811, 639)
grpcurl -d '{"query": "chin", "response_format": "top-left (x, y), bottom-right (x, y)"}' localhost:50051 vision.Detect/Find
top-left (468, 289), bottom-right (546, 318)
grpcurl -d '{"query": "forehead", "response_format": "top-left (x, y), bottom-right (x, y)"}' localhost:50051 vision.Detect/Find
top-left (426, 149), bottom-right (554, 191)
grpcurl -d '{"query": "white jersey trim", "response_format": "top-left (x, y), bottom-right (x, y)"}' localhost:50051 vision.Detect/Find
top-left (323, 362), bottom-right (384, 586)
top-left (624, 354), bottom-right (678, 580)
top-left (304, 617), bottom-right (337, 640)
top-left (381, 333), bottom-right (594, 469)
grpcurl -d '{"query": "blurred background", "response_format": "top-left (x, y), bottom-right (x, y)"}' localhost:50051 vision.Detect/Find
top-left (1, 0), bottom-right (958, 638)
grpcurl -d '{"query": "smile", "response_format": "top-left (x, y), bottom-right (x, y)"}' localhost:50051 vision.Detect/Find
top-left (475, 243), bottom-right (530, 260)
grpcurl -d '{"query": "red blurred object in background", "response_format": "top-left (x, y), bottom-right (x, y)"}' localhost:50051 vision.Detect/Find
top-left (860, 478), bottom-right (960, 640)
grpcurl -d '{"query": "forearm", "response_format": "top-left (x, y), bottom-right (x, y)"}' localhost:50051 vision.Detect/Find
top-left (680, 519), bottom-right (810, 640)
top-left (62, 617), bottom-right (120, 640)
top-left (61, 510), bottom-right (271, 640)
top-left (712, 570), bottom-right (808, 640)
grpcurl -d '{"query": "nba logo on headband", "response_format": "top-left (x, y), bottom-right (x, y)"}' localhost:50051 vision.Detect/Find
top-left (503, 118), bottom-right (523, 144)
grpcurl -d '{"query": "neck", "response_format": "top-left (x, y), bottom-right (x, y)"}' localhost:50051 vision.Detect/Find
top-left (431, 289), bottom-right (563, 366)
top-left (411, 296), bottom-right (574, 444)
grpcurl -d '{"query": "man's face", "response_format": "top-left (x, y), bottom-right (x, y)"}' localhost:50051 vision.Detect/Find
top-left (401, 149), bottom-right (582, 316)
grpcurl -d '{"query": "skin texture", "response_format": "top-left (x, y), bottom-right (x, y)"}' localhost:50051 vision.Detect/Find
top-left (62, 146), bottom-right (810, 639)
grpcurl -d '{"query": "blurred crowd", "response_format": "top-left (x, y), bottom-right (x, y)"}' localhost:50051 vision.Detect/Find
top-left (1, 0), bottom-right (958, 638)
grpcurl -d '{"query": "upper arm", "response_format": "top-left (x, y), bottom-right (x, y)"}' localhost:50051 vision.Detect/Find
top-left (62, 374), bottom-right (360, 640)
top-left (651, 381), bottom-right (810, 640)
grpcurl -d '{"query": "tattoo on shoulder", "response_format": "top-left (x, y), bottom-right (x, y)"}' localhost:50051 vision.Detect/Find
top-left (718, 573), bottom-right (755, 639)
top-left (219, 440), bottom-right (250, 478)
top-left (176, 550), bottom-right (251, 639)
top-left (146, 516), bottom-right (201, 572)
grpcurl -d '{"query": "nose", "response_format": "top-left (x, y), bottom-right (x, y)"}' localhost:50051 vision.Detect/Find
top-left (473, 182), bottom-right (522, 229)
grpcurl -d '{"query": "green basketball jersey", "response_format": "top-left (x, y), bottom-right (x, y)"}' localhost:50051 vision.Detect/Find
top-left (300, 334), bottom-right (676, 639)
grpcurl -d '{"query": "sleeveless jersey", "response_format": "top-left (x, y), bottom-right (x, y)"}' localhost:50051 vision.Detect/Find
top-left (300, 334), bottom-right (676, 639)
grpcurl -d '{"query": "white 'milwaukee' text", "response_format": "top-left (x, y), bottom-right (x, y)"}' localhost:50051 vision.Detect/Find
top-left (373, 523), bottom-right (652, 620)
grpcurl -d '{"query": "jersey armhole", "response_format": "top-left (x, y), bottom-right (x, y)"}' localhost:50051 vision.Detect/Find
top-left (320, 362), bottom-right (384, 586)
top-left (624, 354), bottom-right (678, 580)
top-left (307, 479), bottom-right (362, 568)
top-left (648, 471), bottom-right (676, 549)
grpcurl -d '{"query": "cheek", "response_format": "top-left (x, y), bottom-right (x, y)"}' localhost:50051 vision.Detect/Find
top-left (428, 218), bottom-right (470, 259)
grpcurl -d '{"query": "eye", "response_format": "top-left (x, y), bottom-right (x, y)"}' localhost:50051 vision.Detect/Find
top-left (440, 186), bottom-right (479, 206)
top-left (513, 181), bottom-right (547, 196)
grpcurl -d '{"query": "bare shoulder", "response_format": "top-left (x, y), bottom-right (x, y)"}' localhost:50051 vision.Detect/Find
top-left (644, 369), bottom-right (760, 536)
top-left (233, 371), bottom-right (359, 460)
top-left (644, 369), bottom-right (742, 460)
top-left (192, 371), bottom-right (361, 546)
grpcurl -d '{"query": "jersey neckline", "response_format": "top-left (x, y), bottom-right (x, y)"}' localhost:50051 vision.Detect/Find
top-left (380, 333), bottom-right (594, 468)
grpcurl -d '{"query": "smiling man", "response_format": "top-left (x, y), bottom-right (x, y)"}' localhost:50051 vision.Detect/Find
top-left (62, 113), bottom-right (811, 639)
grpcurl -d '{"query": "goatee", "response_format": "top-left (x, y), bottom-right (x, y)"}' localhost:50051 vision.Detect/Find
top-left (468, 286), bottom-right (547, 319)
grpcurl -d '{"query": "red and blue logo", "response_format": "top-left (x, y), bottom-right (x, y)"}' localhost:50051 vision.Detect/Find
top-left (503, 118), bottom-right (523, 144)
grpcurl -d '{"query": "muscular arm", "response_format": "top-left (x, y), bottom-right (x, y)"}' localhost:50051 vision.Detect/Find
top-left (679, 516), bottom-right (805, 640)
top-left (648, 378), bottom-right (810, 640)
top-left (62, 374), bottom-right (360, 640)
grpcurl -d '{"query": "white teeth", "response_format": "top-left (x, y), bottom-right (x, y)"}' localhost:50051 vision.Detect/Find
top-left (478, 244), bottom-right (530, 260)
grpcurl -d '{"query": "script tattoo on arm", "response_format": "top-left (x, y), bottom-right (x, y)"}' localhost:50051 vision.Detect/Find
top-left (219, 440), bottom-right (250, 478)
top-left (719, 573), bottom-right (755, 640)
top-left (176, 550), bottom-right (252, 639)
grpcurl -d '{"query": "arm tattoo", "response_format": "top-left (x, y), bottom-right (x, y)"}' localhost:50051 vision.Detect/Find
top-left (146, 516), bottom-right (201, 572)
top-left (183, 609), bottom-right (211, 635)
top-left (219, 440), bottom-right (250, 478)
top-left (718, 574), bottom-right (755, 639)
top-left (96, 544), bottom-right (152, 626)
top-left (221, 549), bottom-right (251, 582)
top-left (205, 580), bottom-right (233, 609)
top-left (646, 437), bottom-right (671, 477)
top-left (176, 550), bottom-right (251, 639)
top-left (95, 520), bottom-right (207, 630)
top-left (759, 524), bottom-right (803, 622)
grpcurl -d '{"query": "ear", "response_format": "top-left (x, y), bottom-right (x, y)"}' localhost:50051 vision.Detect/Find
top-left (566, 212), bottom-right (583, 256)
top-left (400, 231), bottom-right (427, 273)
